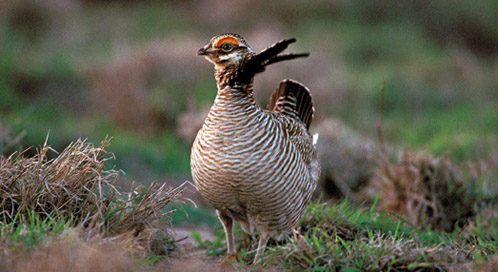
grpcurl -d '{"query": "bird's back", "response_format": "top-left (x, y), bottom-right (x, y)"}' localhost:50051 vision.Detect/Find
top-left (191, 79), bottom-right (319, 236)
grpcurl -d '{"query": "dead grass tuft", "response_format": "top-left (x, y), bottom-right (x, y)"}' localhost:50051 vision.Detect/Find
top-left (374, 149), bottom-right (476, 232)
top-left (0, 137), bottom-right (186, 253)
top-left (0, 137), bottom-right (119, 225)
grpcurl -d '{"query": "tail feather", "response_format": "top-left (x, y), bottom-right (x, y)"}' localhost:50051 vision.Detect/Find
top-left (267, 79), bottom-right (314, 130)
top-left (247, 38), bottom-right (309, 75)
top-left (253, 38), bottom-right (296, 64)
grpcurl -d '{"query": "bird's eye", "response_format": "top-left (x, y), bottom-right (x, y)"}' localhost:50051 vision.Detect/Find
top-left (221, 43), bottom-right (233, 52)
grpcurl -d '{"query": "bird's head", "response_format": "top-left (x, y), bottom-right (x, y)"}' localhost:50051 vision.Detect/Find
top-left (198, 33), bottom-right (309, 87)
top-left (197, 33), bottom-right (253, 70)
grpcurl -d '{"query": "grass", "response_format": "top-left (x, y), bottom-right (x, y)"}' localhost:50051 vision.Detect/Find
top-left (1, 111), bottom-right (192, 177)
top-left (2, 0), bottom-right (497, 164)
top-left (1, 0), bottom-right (497, 270)
top-left (192, 199), bottom-right (498, 271)
top-left (0, 211), bottom-right (69, 250)
top-left (187, 141), bottom-right (498, 270)
top-left (375, 149), bottom-right (478, 232)
top-left (0, 138), bottom-right (187, 270)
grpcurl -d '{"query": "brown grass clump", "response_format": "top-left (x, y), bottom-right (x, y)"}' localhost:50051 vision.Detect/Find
top-left (0, 137), bottom-right (119, 225)
top-left (0, 137), bottom-right (186, 253)
top-left (374, 149), bottom-right (476, 232)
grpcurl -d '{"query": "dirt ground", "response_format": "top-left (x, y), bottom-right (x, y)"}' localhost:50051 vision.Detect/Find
top-left (153, 227), bottom-right (240, 272)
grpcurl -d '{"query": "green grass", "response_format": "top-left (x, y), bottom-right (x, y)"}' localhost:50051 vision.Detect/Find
top-left (1, 1), bottom-right (498, 269)
top-left (2, 0), bottom-right (497, 168)
top-left (384, 103), bottom-right (498, 160)
top-left (0, 211), bottom-right (69, 249)
top-left (2, 108), bottom-right (191, 176)
top-left (93, 131), bottom-right (191, 176)
top-left (195, 199), bottom-right (498, 270)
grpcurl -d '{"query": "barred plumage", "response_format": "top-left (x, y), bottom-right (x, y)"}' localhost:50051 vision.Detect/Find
top-left (191, 34), bottom-right (320, 263)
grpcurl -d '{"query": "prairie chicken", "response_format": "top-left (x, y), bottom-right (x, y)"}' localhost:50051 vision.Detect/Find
top-left (191, 33), bottom-right (320, 262)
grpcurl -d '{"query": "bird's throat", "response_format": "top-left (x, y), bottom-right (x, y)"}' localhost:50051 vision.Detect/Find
top-left (214, 60), bottom-right (256, 91)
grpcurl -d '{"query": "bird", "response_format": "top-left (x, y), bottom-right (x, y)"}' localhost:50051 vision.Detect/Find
top-left (190, 33), bottom-right (320, 263)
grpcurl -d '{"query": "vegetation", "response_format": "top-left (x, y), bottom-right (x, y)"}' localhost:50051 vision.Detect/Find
top-left (256, 200), bottom-right (496, 271)
top-left (0, 138), bottom-right (186, 270)
top-left (1, 0), bottom-right (497, 270)
top-left (193, 149), bottom-right (498, 270)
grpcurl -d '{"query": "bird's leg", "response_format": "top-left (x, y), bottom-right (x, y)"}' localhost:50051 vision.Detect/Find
top-left (291, 223), bottom-right (300, 242)
top-left (253, 233), bottom-right (269, 264)
top-left (217, 210), bottom-right (236, 258)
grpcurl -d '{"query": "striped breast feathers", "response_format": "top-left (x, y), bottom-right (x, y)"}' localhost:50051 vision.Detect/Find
top-left (267, 79), bottom-right (314, 130)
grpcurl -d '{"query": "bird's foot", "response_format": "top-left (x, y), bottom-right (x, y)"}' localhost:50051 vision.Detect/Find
top-left (224, 253), bottom-right (238, 262)
top-left (219, 253), bottom-right (238, 267)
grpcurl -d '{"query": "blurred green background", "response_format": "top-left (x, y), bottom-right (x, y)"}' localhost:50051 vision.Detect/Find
top-left (1, 0), bottom-right (497, 183)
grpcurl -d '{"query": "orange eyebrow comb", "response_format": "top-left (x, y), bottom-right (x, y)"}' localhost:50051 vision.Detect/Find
top-left (214, 35), bottom-right (239, 48)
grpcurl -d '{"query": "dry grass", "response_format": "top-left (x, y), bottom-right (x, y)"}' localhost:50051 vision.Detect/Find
top-left (0, 137), bottom-right (187, 256)
top-left (0, 137), bottom-right (120, 225)
top-left (374, 149), bottom-right (476, 232)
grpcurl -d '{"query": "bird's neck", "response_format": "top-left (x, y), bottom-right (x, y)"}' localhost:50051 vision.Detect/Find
top-left (214, 55), bottom-right (256, 91)
top-left (214, 79), bottom-right (257, 108)
top-left (209, 54), bottom-right (262, 115)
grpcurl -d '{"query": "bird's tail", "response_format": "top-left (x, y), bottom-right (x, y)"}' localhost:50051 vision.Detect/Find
top-left (267, 79), bottom-right (315, 130)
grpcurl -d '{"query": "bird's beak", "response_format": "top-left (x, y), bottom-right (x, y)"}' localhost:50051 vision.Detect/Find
top-left (197, 46), bottom-right (208, 56)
